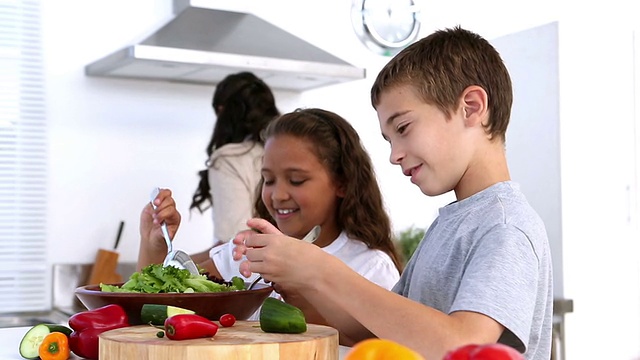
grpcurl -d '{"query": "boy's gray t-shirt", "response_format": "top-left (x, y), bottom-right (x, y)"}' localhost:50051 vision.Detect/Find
top-left (393, 181), bottom-right (553, 360)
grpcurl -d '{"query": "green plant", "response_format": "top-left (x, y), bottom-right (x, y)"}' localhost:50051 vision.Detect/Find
top-left (395, 226), bottom-right (425, 264)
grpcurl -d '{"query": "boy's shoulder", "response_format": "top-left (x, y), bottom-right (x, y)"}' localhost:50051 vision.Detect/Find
top-left (452, 181), bottom-right (526, 208)
top-left (465, 182), bottom-right (547, 245)
top-left (444, 181), bottom-right (543, 229)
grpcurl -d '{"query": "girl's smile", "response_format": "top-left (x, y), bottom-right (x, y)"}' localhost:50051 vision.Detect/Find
top-left (261, 134), bottom-right (342, 244)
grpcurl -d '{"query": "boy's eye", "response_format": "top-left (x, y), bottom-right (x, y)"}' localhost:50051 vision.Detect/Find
top-left (263, 178), bottom-right (274, 185)
top-left (397, 123), bottom-right (408, 134)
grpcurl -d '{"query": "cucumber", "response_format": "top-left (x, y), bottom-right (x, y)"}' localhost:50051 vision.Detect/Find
top-left (140, 304), bottom-right (195, 325)
top-left (259, 297), bottom-right (307, 334)
top-left (18, 323), bottom-right (72, 359)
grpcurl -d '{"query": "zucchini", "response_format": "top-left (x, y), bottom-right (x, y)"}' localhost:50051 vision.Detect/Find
top-left (259, 297), bottom-right (307, 334)
top-left (18, 323), bottom-right (72, 359)
top-left (140, 304), bottom-right (195, 325)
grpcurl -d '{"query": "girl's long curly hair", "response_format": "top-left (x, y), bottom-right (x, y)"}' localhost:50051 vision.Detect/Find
top-left (253, 108), bottom-right (403, 272)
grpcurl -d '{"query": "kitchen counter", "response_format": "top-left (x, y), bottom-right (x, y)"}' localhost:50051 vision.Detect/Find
top-left (0, 326), bottom-right (352, 359)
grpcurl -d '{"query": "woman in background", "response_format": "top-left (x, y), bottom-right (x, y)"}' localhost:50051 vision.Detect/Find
top-left (189, 72), bottom-right (280, 265)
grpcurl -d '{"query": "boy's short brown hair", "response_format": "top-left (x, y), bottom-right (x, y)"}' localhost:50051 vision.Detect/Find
top-left (370, 26), bottom-right (513, 142)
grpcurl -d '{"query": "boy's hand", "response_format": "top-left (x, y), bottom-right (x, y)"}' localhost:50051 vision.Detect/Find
top-left (233, 218), bottom-right (327, 291)
top-left (232, 218), bottom-right (282, 278)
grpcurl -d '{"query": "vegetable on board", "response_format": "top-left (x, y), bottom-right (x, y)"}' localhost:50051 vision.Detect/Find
top-left (38, 332), bottom-right (70, 360)
top-left (140, 304), bottom-right (195, 325)
top-left (19, 324), bottom-right (72, 360)
top-left (259, 297), bottom-right (307, 334)
top-left (68, 304), bottom-right (130, 360)
top-left (219, 313), bottom-right (236, 328)
top-left (164, 314), bottom-right (219, 340)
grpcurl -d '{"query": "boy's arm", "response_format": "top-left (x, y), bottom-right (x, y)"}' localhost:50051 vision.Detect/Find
top-left (234, 218), bottom-right (505, 358)
top-left (301, 255), bottom-right (504, 359)
top-left (277, 287), bottom-right (370, 346)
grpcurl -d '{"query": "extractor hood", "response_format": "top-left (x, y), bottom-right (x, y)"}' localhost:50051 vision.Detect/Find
top-left (85, 0), bottom-right (366, 91)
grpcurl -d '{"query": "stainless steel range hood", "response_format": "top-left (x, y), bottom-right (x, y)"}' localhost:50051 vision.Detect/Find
top-left (85, 0), bottom-right (366, 91)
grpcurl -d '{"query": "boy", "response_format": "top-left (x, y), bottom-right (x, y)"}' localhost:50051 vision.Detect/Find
top-left (233, 26), bottom-right (553, 360)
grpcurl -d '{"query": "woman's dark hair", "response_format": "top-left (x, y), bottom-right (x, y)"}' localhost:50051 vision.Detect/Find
top-left (190, 72), bottom-right (280, 213)
top-left (253, 108), bottom-right (403, 272)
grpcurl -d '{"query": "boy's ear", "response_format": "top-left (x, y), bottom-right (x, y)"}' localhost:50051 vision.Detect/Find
top-left (461, 85), bottom-right (488, 127)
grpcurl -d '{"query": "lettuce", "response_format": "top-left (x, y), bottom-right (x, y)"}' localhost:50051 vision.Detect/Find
top-left (99, 264), bottom-right (246, 293)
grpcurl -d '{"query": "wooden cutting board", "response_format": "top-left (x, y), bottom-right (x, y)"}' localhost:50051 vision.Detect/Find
top-left (99, 321), bottom-right (339, 360)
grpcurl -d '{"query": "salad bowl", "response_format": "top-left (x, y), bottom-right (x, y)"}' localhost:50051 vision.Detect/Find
top-left (75, 282), bottom-right (273, 325)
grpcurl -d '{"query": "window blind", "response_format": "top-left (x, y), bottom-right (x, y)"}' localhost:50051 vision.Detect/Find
top-left (0, 0), bottom-right (48, 312)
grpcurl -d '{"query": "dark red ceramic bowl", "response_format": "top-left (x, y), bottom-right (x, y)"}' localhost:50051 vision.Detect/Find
top-left (75, 282), bottom-right (273, 325)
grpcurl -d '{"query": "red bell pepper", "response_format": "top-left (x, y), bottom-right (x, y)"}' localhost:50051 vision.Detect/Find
top-left (443, 344), bottom-right (480, 360)
top-left (443, 343), bottom-right (524, 360)
top-left (68, 304), bottom-right (129, 359)
top-left (164, 314), bottom-right (219, 340)
top-left (470, 344), bottom-right (523, 360)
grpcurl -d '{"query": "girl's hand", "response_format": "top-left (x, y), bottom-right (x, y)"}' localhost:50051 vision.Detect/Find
top-left (140, 188), bottom-right (181, 252)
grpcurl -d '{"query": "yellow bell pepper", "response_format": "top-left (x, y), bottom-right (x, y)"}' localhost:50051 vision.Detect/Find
top-left (345, 339), bottom-right (425, 360)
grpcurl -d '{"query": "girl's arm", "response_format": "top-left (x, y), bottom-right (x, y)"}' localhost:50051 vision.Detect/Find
top-left (137, 188), bottom-right (181, 271)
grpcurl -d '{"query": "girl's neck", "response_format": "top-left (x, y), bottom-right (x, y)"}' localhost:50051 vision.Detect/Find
top-left (311, 224), bottom-right (341, 248)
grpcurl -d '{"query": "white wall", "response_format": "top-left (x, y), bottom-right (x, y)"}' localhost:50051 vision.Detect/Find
top-left (42, 0), bottom-right (640, 359)
top-left (556, 20), bottom-right (640, 360)
top-left (42, 0), bottom-right (306, 264)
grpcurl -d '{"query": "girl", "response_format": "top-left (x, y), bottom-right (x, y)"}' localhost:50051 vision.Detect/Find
top-left (141, 108), bottom-right (402, 342)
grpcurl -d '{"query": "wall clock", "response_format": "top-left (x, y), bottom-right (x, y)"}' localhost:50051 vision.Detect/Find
top-left (351, 0), bottom-right (421, 56)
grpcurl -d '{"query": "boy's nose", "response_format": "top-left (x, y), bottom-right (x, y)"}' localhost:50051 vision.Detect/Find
top-left (389, 145), bottom-right (404, 165)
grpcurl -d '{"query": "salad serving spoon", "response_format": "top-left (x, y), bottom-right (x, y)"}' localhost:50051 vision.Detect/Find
top-left (247, 225), bottom-right (321, 290)
top-left (149, 187), bottom-right (199, 276)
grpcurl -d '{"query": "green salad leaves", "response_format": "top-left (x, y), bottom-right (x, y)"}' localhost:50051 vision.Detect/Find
top-left (100, 264), bottom-right (246, 293)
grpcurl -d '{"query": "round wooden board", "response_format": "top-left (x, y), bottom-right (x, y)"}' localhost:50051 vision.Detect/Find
top-left (99, 320), bottom-right (339, 360)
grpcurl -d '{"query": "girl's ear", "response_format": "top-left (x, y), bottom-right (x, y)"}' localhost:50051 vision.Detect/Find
top-left (460, 85), bottom-right (488, 127)
top-left (336, 178), bottom-right (347, 198)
